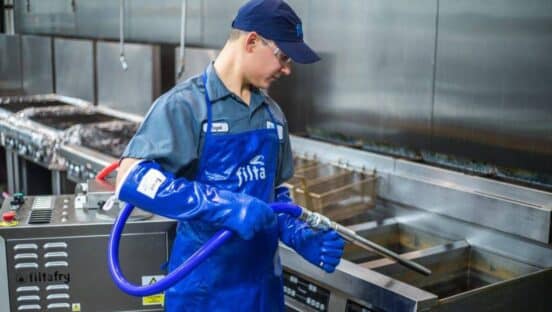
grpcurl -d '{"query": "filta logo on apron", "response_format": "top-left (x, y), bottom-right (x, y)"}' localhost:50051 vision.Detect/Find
top-left (236, 155), bottom-right (267, 187)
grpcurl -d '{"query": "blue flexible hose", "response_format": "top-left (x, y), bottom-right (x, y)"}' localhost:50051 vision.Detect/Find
top-left (108, 202), bottom-right (303, 296)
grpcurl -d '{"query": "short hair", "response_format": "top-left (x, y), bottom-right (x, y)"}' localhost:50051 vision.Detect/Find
top-left (228, 28), bottom-right (247, 42)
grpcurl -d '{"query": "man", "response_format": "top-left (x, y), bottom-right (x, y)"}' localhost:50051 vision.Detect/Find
top-left (116, 0), bottom-right (344, 310)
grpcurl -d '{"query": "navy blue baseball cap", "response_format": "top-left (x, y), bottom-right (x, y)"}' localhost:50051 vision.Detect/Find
top-left (232, 0), bottom-right (320, 64)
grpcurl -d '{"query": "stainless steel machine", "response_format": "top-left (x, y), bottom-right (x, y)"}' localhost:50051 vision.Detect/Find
top-left (2, 136), bottom-right (551, 311)
top-left (0, 179), bottom-right (174, 312)
top-left (0, 94), bottom-right (141, 195)
top-left (59, 120), bottom-right (139, 184)
top-left (0, 94), bottom-right (84, 195)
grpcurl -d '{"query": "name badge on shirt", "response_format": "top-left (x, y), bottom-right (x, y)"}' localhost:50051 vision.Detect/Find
top-left (203, 122), bottom-right (229, 133)
top-left (266, 121), bottom-right (284, 141)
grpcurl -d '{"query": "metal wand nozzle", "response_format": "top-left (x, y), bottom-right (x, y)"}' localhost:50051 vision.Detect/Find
top-left (299, 207), bottom-right (432, 276)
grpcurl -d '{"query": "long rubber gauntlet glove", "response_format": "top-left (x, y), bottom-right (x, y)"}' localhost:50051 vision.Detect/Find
top-left (117, 160), bottom-right (276, 240)
top-left (275, 186), bottom-right (345, 273)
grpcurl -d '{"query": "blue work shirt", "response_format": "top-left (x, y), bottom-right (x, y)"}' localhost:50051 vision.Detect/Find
top-left (122, 63), bottom-right (294, 186)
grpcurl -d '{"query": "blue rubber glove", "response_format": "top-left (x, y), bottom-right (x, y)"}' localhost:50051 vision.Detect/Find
top-left (275, 185), bottom-right (294, 203)
top-left (117, 160), bottom-right (276, 240)
top-left (275, 186), bottom-right (345, 273)
top-left (286, 226), bottom-right (345, 273)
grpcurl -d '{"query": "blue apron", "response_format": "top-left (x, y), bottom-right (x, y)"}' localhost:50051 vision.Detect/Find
top-left (165, 71), bottom-right (283, 311)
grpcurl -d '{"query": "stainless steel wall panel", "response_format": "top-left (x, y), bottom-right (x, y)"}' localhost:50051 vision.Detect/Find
top-left (0, 34), bottom-right (22, 95)
top-left (123, 0), bottom-right (200, 44)
top-left (174, 47), bottom-right (218, 83)
top-left (13, 0), bottom-right (242, 46)
top-left (54, 38), bottom-right (95, 103)
top-left (72, 0), bottom-right (118, 40)
top-left (76, 0), bottom-right (204, 44)
top-left (96, 41), bottom-right (160, 116)
top-left (15, 0), bottom-right (203, 45)
top-left (11, 0), bottom-right (552, 179)
top-left (14, 0), bottom-right (76, 35)
top-left (266, 1), bottom-right (312, 134)
top-left (274, 0), bottom-right (437, 151)
top-left (201, 0), bottom-right (242, 46)
top-left (20, 35), bottom-right (54, 95)
top-left (433, 0), bottom-right (552, 173)
top-left (4, 0), bottom-right (15, 34)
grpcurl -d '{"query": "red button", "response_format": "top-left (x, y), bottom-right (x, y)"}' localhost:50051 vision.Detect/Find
top-left (2, 211), bottom-right (16, 222)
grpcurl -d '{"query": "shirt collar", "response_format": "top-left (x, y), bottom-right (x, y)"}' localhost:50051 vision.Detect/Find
top-left (204, 63), bottom-right (267, 110)
top-left (204, 62), bottom-right (232, 102)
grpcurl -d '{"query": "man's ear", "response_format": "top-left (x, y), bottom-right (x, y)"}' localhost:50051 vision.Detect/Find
top-left (244, 31), bottom-right (260, 53)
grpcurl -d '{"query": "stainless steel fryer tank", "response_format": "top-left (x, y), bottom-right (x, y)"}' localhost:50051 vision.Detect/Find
top-left (280, 136), bottom-right (552, 312)
top-left (0, 94), bottom-right (141, 194)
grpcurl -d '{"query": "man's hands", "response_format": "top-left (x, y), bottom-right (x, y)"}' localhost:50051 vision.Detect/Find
top-left (275, 185), bottom-right (345, 272)
top-left (222, 197), bottom-right (276, 240)
top-left (292, 228), bottom-right (344, 273)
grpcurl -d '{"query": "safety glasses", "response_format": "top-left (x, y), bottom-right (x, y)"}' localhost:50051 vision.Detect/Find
top-left (259, 37), bottom-right (292, 66)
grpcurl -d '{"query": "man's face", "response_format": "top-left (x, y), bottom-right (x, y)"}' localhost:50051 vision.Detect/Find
top-left (244, 35), bottom-right (292, 89)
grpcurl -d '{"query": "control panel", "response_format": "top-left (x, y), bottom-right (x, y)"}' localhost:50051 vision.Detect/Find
top-left (281, 268), bottom-right (387, 312)
top-left (1, 195), bottom-right (72, 226)
top-left (283, 270), bottom-right (330, 312)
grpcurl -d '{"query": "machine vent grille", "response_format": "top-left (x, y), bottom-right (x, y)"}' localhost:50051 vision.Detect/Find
top-left (31, 196), bottom-right (53, 210)
top-left (28, 209), bottom-right (53, 224)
